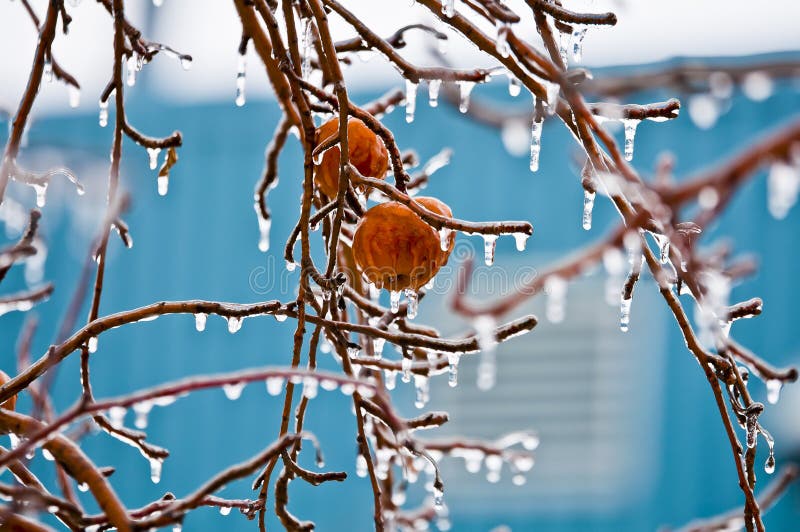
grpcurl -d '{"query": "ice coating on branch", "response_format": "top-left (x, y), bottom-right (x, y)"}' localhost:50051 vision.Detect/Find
top-left (227, 316), bottom-right (242, 334)
top-left (544, 276), bottom-right (567, 323)
top-left (254, 203), bottom-right (271, 252)
top-left (485, 454), bottom-right (503, 483)
top-left (572, 27), bottom-right (588, 62)
top-left (266, 377), bottom-right (284, 396)
top-left (496, 22), bottom-right (510, 57)
top-left (766, 379), bottom-right (783, 404)
top-left (68, 86), bottom-right (81, 109)
top-left (301, 18), bottom-right (312, 80)
top-left (405, 289), bottom-right (419, 319)
top-left (508, 74), bottom-right (521, 97)
top-left (194, 313), bottom-right (207, 332)
top-left (405, 80), bottom-right (417, 123)
top-left (457, 81), bottom-right (475, 113)
top-left (442, 0), bottom-right (455, 17)
top-left (223, 382), bottom-right (245, 400)
top-left (98, 100), bottom-right (109, 128)
top-left (428, 79), bottom-right (441, 107)
top-left (149, 457), bottom-right (163, 484)
top-left (414, 374), bottom-right (430, 408)
top-left (235, 52), bottom-right (247, 107)
top-left (543, 81), bottom-right (559, 110)
top-left (448, 353), bottom-right (460, 387)
top-left (623, 119), bottom-right (639, 161)
top-left (513, 232), bottom-right (528, 252)
top-left (767, 161), bottom-right (800, 219)
top-left (582, 190), bottom-right (595, 230)
top-left (745, 411), bottom-right (758, 449)
top-left (482, 234), bottom-right (498, 266)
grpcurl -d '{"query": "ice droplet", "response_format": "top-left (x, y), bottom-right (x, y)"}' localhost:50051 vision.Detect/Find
top-left (227, 316), bottom-right (242, 333)
top-left (405, 80), bottom-right (417, 123)
top-left (433, 486), bottom-right (444, 508)
top-left (439, 227), bottom-right (452, 251)
top-left (98, 100), bottom-right (109, 128)
top-left (384, 369), bottom-right (397, 390)
top-left (582, 190), bottom-right (595, 231)
top-left (623, 119), bottom-right (639, 162)
top-left (448, 353), bottom-right (460, 387)
top-left (149, 457), bottom-right (163, 484)
top-left (767, 161), bottom-right (800, 219)
top-left (572, 27), bottom-right (588, 62)
top-left (194, 313), bottom-right (207, 332)
top-left (88, 336), bottom-right (98, 353)
top-left (544, 276), bottom-right (567, 323)
top-left (286, 260), bottom-right (297, 272)
top-left (745, 413), bottom-right (758, 449)
top-left (428, 79), bottom-right (441, 108)
top-left (482, 234), bottom-right (498, 266)
top-left (255, 204), bottom-right (271, 252)
top-left (372, 337), bottom-right (386, 358)
top-left (302, 377), bottom-right (318, 399)
top-left (766, 379), bottom-right (783, 404)
top-left (513, 233), bottom-right (528, 252)
top-left (390, 291), bottom-right (401, 313)
top-left (401, 357), bottom-right (412, 383)
top-left (442, 0), bottom-right (455, 17)
top-left (157, 174), bottom-right (169, 196)
top-left (742, 71), bottom-right (773, 101)
top-left (223, 382), bottom-right (245, 400)
top-left (620, 296), bottom-right (632, 332)
top-left (68, 86), bottom-right (81, 108)
top-left (405, 289), bottom-right (419, 319)
top-left (485, 454), bottom-right (503, 483)
top-left (457, 81), bottom-right (475, 113)
top-left (495, 23), bottom-right (510, 57)
top-left (413, 374), bottom-right (430, 408)
top-left (508, 75), bottom-right (521, 97)
top-left (220, 506), bottom-right (232, 516)
top-left (266, 377), bottom-right (284, 396)
top-left (765, 453), bottom-right (776, 474)
top-left (235, 53), bottom-right (247, 107)
top-left (530, 117), bottom-right (543, 172)
top-left (147, 147), bottom-right (161, 170)
top-left (133, 401), bottom-right (152, 429)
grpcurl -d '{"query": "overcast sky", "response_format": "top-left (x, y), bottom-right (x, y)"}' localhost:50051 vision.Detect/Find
top-left (1, 0), bottom-right (799, 115)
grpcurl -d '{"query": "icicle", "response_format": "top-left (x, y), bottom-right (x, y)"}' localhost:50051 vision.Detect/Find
top-left (428, 79), bottom-right (441, 108)
top-left (223, 382), bottom-right (245, 400)
top-left (544, 276), bottom-right (567, 323)
top-left (766, 379), bottom-right (783, 404)
top-left (227, 316), bottom-right (242, 334)
top-left (513, 233), bottom-right (528, 252)
top-left (266, 377), bottom-right (284, 396)
top-left (767, 161), bottom-right (800, 219)
top-left (439, 227), bottom-right (452, 251)
top-left (652, 233), bottom-right (670, 263)
top-left (485, 454), bottom-right (503, 483)
top-left (194, 313), bottom-right (207, 332)
top-left (401, 357), bottom-right (412, 383)
top-left (482, 234), bottom-right (498, 266)
top-left (571, 26), bottom-right (587, 62)
top-left (274, 313), bottom-right (287, 322)
top-left (764, 430), bottom-right (776, 474)
top-left (372, 337), bottom-right (385, 358)
top-left (126, 53), bottom-right (139, 87)
top-left (220, 506), bottom-right (232, 516)
top-left (530, 98), bottom-right (543, 173)
top-left (442, 0), bottom-right (455, 17)
top-left (457, 81), bottom-right (475, 113)
top-left (32, 183), bottom-right (48, 208)
top-left (157, 173), bottom-right (169, 196)
top-left (405, 80), bottom-right (417, 123)
top-left (384, 369), bottom-right (397, 390)
top-left (508, 75), bottom-right (521, 97)
top-left (356, 453), bottom-right (368, 477)
top-left (619, 297), bottom-right (632, 332)
top-left (255, 204), bottom-right (271, 252)
top-left (147, 148), bottom-right (161, 170)
top-left (180, 56), bottom-right (193, 70)
top-left (413, 374), bottom-right (429, 408)
top-left (88, 336), bottom-right (98, 353)
top-left (557, 31), bottom-right (570, 66)
top-left (745, 412), bottom-right (758, 449)
top-left (347, 344), bottom-right (360, 358)
top-left (235, 52), bottom-right (247, 107)
top-left (433, 486), bottom-right (444, 508)
top-left (582, 190), bottom-right (595, 230)
top-left (405, 289), bottom-right (419, 319)
top-left (495, 22), bottom-right (510, 58)
top-left (98, 100), bottom-right (109, 127)
top-left (149, 457), bottom-right (163, 484)
top-left (108, 406), bottom-right (126, 429)
top-left (390, 291), bottom-right (401, 313)
top-left (302, 377), bottom-right (318, 399)
top-left (622, 119), bottom-right (639, 162)
top-left (448, 353), bottom-right (460, 387)
top-left (133, 401), bottom-right (152, 429)
top-left (68, 86), bottom-right (81, 108)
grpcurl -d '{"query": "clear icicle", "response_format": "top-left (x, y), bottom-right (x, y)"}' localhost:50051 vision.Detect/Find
top-left (405, 289), bottom-right (419, 319)
top-left (413, 374), bottom-right (430, 408)
top-left (530, 106), bottom-right (543, 173)
top-left (401, 357), bottom-right (412, 383)
top-left (557, 31), bottom-right (570, 66)
top-left (544, 80), bottom-right (559, 110)
top-left (428, 79), bottom-right (441, 108)
top-left (745, 413), bottom-right (758, 449)
top-left (508, 75), bottom-right (521, 97)
top-left (384, 369), bottom-right (397, 390)
top-left (765, 433), bottom-right (776, 474)
top-left (405, 80), bottom-right (417, 123)
top-left (133, 402), bottom-right (152, 429)
top-left (496, 23), bottom-right (510, 57)
top-left (194, 313), bottom-right (207, 332)
top-left (126, 53), bottom-right (138, 87)
top-left (442, 0), bottom-right (455, 17)
top-left (68, 86), bottom-right (81, 109)
top-left (766, 379), bottom-right (783, 404)
top-left (147, 148), bottom-right (161, 170)
top-left (582, 190), bottom-right (595, 230)
top-left (108, 406), bottom-right (126, 429)
top-left (98, 100), bottom-right (109, 127)
top-left (44, 60), bottom-right (53, 82)
top-left (33, 183), bottom-right (48, 208)
top-left (227, 316), bottom-right (242, 334)
top-left (390, 290), bottom-right (401, 313)
top-left (457, 81), bottom-right (475, 113)
top-left (545, 276), bottom-right (567, 323)
top-left (301, 18), bottom-right (312, 80)
top-left (149, 458), bottom-right (163, 484)
top-left (373, 337), bottom-right (385, 358)
top-left (620, 297), bottom-right (632, 332)
top-left (572, 27), bottom-right (588, 62)
top-left (482, 235), bottom-right (498, 266)
top-left (448, 353), bottom-right (460, 387)
top-left (513, 233), bottom-right (528, 252)
top-left (255, 204), bottom-right (271, 252)
top-left (623, 119), bottom-right (639, 162)
top-left (235, 53), bottom-right (247, 107)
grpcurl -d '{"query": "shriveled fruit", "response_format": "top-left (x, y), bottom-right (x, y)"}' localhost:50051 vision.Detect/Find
top-left (0, 370), bottom-right (17, 411)
top-left (314, 117), bottom-right (389, 198)
top-left (352, 197), bottom-right (455, 291)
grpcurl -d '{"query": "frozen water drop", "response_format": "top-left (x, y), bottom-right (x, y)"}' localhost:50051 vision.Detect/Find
top-left (133, 401), bottom-right (152, 429)
top-left (356, 453), bottom-right (368, 477)
top-left (439, 227), bottom-right (452, 251)
top-left (620, 296), bottom-right (632, 332)
top-left (68, 86), bottom-right (81, 108)
top-left (194, 313), bottom-right (207, 332)
top-left (457, 81), bottom-right (475, 113)
top-left (513, 232), bottom-right (528, 252)
top-left (42, 448), bottom-right (54, 461)
top-left (180, 57), bottom-right (193, 71)
top-left (384, 369), bottom-right (397, 390)
top-left (98, 100), bottom-right (109, 127)
top-left (266, 377), bottom-right (284, 396)
top-left (442, 0), bottom-right (455, 17)
top-left (255, 205), bottom-right (271, 252)
top-left (401, 357), bottom-right (412, 383)
top-left (32, 183), bottom-right (48, 208)
top-left (223, 382), bottom-right (245, 400)
top-left (302, 377), bottom-right (318, 399)
top-left (286, 260), bottom-right (297, 272)
top-left (413, 374), bottom-right (429, 408)
top-left (742, 71), bottom-right (773, 101)
top-left (767, 161), bottom-right (800, 220)
top-left (766, 379), bottom-right (783, 404)
top-left (78, 482), bottom-right (89, 493)
top-left (147, 147), bottom-right (161, 170)
top-left (227, 316), bottom-right (242, 334)
top-left (482, 234), bottom-right (498, 266)
top-left (688, 94), bottom-right (720, 130)
top-left (448, 353), bottom-right (460, 387)
top-left (582, 190), bottom-right (595, 231)
top-left (530, 118), bottom-right (543, 172)
top-left (623, 119), bottom-right (639, 162)
top-left (157, 174), bottom-right (169, 196)
top-left (405, 80), bottom-right (417, 123)
top-left (390, 291), bottom-right (401, 313)
top-left (428, 79), bottom-right (441, 108)
top-left (508, 75), bottom-right (521, 97)
top-left (495, 23), bottom-right (510, 58)
top-left (149, 457), bottom-right (163, 484)
top-left (108, 406), bottom-right (126, 429)
top-left (220, 506), bottom-right (232, 516)
top-left (235, 53), bottom-right (247, 107)
top-left (88, 336), bottom-right (98, 353)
